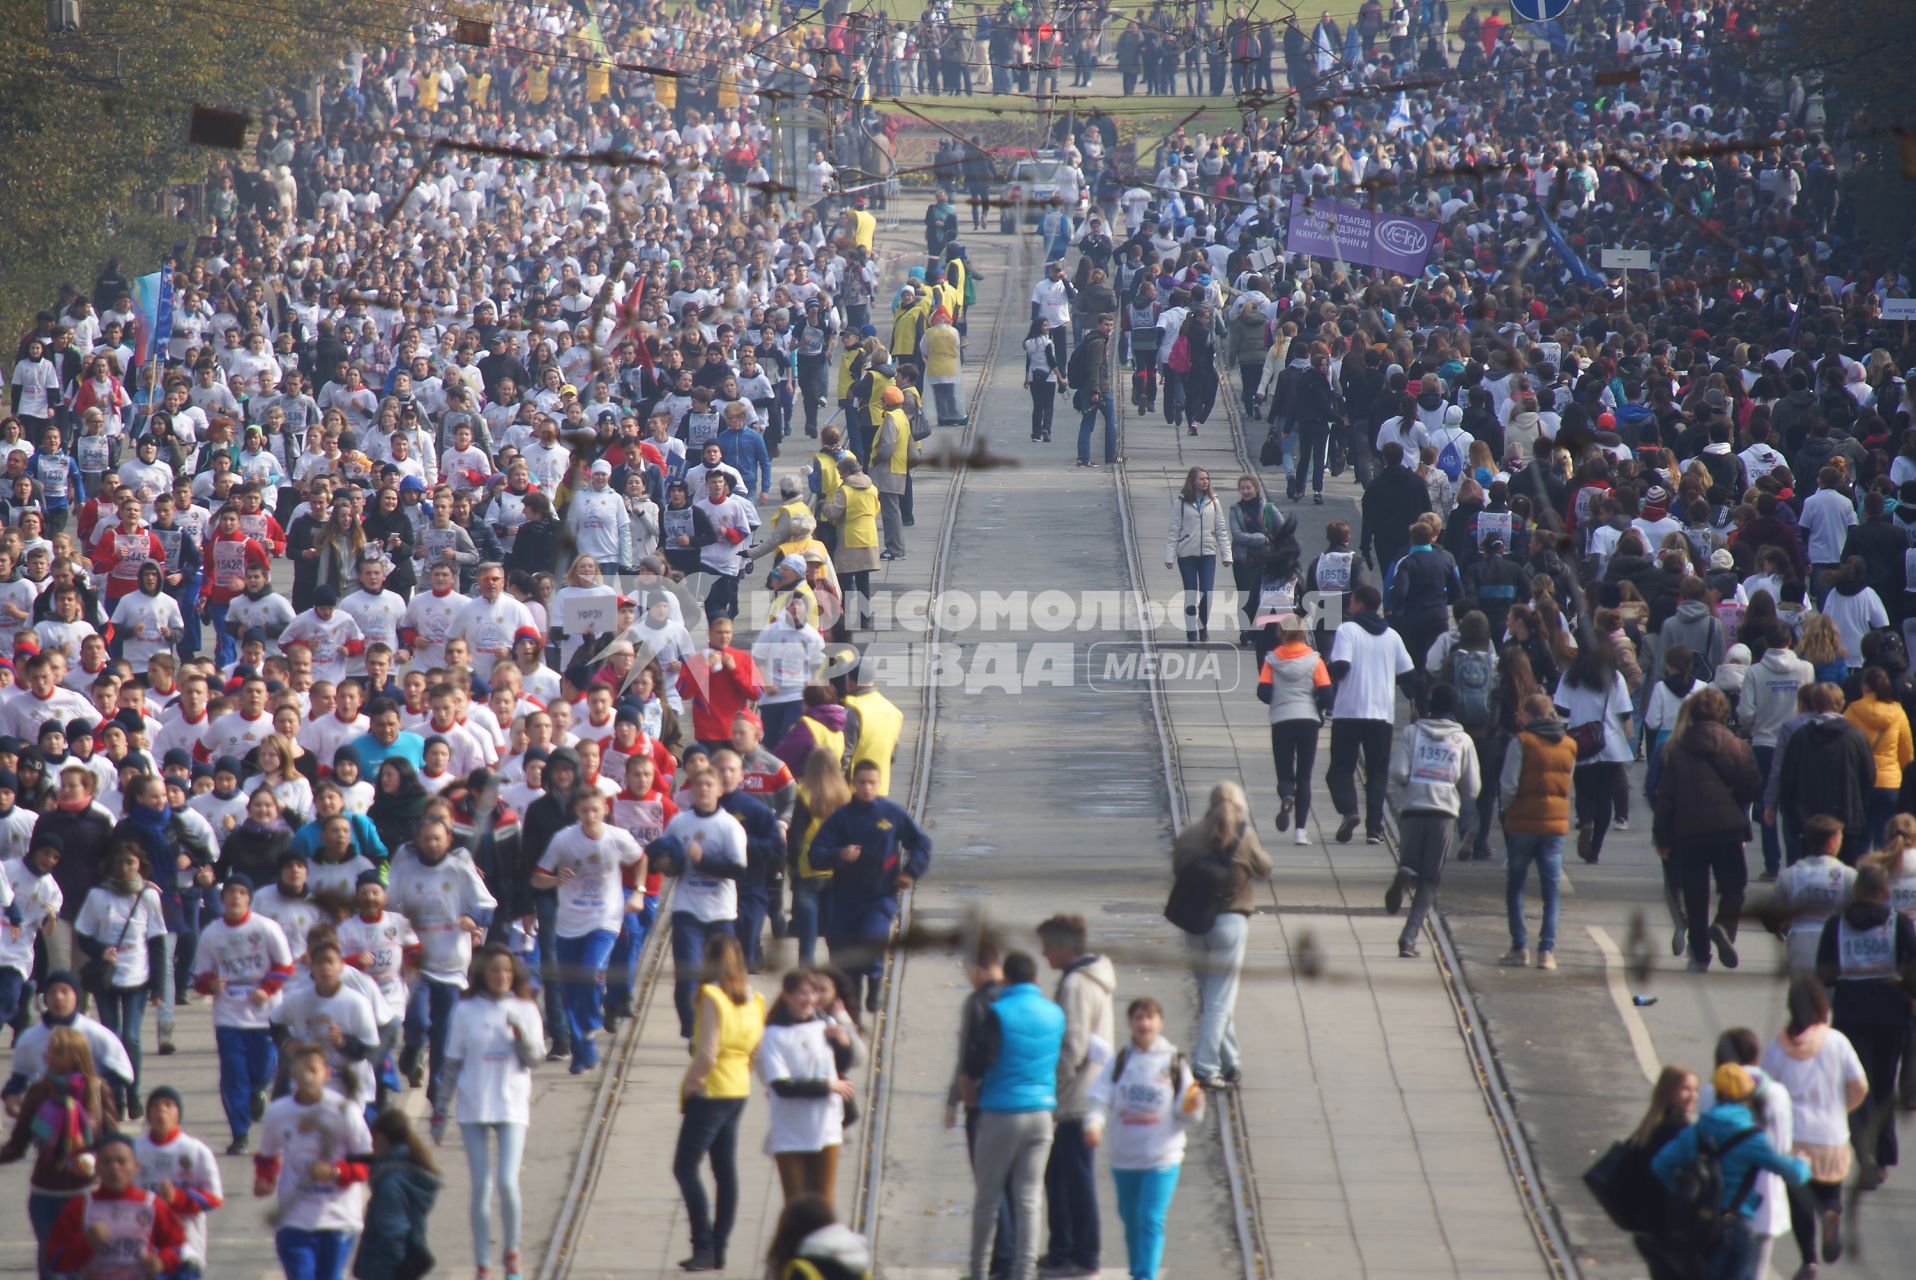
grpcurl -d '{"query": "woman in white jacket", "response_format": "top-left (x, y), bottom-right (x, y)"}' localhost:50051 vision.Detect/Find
top-left (757, 971), bottom-right (856, 1211)
top-left (1759, 978), bottom-right (1867, 1277)
top-left (1086, 996), bottom-right (1203, 1280)
top-left (1163, 467), bottom-right (1232, 643)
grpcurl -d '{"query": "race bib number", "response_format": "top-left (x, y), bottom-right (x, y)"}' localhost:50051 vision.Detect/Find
top-left (1476, 511), bottom-right (1512, 549)
top-left (77, 437), bottom-right (110, 471)
top-left (1315, 552), bottom-right (1352, 593)
top-left (1410, 735), bottom-right (1460, 785)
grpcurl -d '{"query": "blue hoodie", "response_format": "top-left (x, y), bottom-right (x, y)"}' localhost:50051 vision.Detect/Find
top-left (1651, 1101), bottom-right (1810, 1218)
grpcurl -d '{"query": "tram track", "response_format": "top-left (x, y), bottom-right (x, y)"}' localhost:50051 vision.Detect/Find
top-left (1112, 332), bottom-right (1272, 1280)
top-left (850, 223), bottom-right (1021, 1252)
top-left (535, 220), bottom-right (1014, 1280)
top-left (1213, 341), bottom-right (1584, 1279)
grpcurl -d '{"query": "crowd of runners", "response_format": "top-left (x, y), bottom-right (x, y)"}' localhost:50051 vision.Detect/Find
top-left (4, 0), bottom-right (1916, 1277)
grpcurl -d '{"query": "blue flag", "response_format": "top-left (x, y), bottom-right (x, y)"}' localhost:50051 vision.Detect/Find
top-left (1541, 213), bottom-right (1604, 288)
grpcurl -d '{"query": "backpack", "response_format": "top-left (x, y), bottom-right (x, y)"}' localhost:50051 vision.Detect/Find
top-left (1066, 338), bottom-right (1095, 391)
top-left (1164, 846), bottom-right (1239, 935)
top-left (1450, 647), bottom-right (1494, 728)
top-left (1690, 617), bottom-right (1720, 683)
top-left (1665, 1126), bottom-right (1761, 1253)
top-left (1434, 429), bottom-right (1466, 483)
top-left (1165, 333), bottom-right (1193, 374)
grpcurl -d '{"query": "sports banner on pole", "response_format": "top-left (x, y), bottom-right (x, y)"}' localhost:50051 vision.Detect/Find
top-left (132, 264), bottom-right (176, 415)
top-left (1284, 195), bottom-right (1437, 276)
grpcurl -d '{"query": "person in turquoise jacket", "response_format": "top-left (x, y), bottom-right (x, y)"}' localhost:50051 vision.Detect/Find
top-left (959, 951), bottom-right (1064, 1280)
top-left (1652, 1062), bottom-right (1810, 1280)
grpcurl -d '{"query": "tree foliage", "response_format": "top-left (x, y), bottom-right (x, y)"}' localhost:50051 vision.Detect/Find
top-left (0, 0), bottom-right (382, 342)
top-left (1744, 0), bottom-right (1916, 245)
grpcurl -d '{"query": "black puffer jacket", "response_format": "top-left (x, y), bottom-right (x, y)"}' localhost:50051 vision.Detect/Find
top-left (1651, 719), bottom-right (1761, 848)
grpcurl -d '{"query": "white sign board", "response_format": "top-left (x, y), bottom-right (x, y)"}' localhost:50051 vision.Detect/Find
top-left (1601, 248), bottom-right (1652, 271)
top-left (1882, 298), bottom-right (1916, 321)
top-left (562, 594), bottom-right (618, 637)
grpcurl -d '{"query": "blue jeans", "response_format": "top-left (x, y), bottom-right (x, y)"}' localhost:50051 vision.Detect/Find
top-left (1708, 1215), bottom-right (1758, 1280)
top-left (671, 913), bottom-right (726, 1039)
top-left (1112, 1165), bottom-right (1181, 1279)
top-left (734, 886), bottom-right (769, 970)
top-left (1176, 554), bottom-right (1216, 638)
top-left (206, 600), bottom-right (235, 667)
top-left (790, 878), bottom-right (831, 966)
top-left (1043, 1119), bottom-right (1099, 1269)
top-left (1504, 832), bottom-right (1563, 954)
top-left (533, 890), bottom-right (569, 1055)
top-left (401, 977), bottom-right (461, 1108)
top-left (1077, 395), bottom-right (1116, 463)
top-left (1186, 911), bottom-right (1247, 1077)
top-left (0, 967), bottom-right (26, 1028)
top-left (463, 1121), bottom-right (527, 1267)
top-left (759, 700), bottom-right (802, 754)
top-left (94, 984), bottom-right (146, 1110)
top-left (275, 1226), bottom-right (352, 1280)
top-left (1753, 744), bottom-right (1781, 874)
top-left (215, 1024), bottom-right (277, 1141)
top-left (171, 570), bottom-right (201, 660)
top-left (603, 896), bottom-right (656, 1019)
top-left (673, 1095), bottom-right (745, 1255)
top-left (28, 1190), bottom-right (64, 1280)
top-left (554, 929), bottom-right (617, 1068)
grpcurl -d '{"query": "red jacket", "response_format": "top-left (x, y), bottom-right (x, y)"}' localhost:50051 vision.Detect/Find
top-left (88, 522), bottom-right (167, 600)
top-left (201, 531), bottom-right (270, 604)
top-left (49, 1186), bottom-right (186, 1276)
top-left (676, 647), bottom-right (763, 743)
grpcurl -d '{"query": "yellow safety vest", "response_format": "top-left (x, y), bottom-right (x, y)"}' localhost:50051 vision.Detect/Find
top-left (586, 62), bottom-right (611, 101)
top-left (835, 347), bottom-right (863, 401)
top-left (839, 483), bottom-right (880, 549)
top-left (526, 65), bottom-right (550, 104)
top-left (873, 408), bottom-right (912, 476)
top-left (863, 367), bottom-right (895, 424)
top-left (844, 688), bottom-right (903, 796)
top-left (813, 448), bottom-right (848, 511)
top-left (945, 257), bottom-right (967, 313)
top-left (850, 209), bottom-right (876, 252)
top-left (891, 300), bottom-right (929, 360)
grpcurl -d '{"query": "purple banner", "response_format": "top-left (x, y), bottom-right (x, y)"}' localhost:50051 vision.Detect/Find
top-left (1284, 195), bottom-right (1438, 276)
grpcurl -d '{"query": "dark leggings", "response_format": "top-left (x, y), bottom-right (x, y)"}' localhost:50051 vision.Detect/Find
top-left (1231, 560), bottom-right (1261, 636)
top-left (1787, 1178), bottom-right (1843, 1269)
top-left (1574, 761), bottom-right (1624, 859)
top-left (1270, 721), bottom-right (1318, 825)
top-left (1029, 379), bottom-right (1056, 438)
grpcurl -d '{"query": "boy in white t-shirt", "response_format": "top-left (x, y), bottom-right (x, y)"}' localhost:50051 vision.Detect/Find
top-left (133, 1085), bottom-right (224, 1274)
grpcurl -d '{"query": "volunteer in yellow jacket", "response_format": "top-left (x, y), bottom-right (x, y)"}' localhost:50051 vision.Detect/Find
top-left (890, 289), bottom-right (931, 378)
top-left (674, 933), bottom-right (765, 1272)
top-left (822, 458), bottom-right (880, 631)
top-left (1498, 693), bottom-right (1577, 971)
top-left (869, 387), bottom-right (912, 562)
top-left (922, 309), bottom-right (968, 427)
top-left (843, 673), bottom-right (903, 796)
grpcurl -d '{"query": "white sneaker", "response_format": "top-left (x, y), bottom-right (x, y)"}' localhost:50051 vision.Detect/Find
top-left (1294, 827), bottom-right (1311, 845)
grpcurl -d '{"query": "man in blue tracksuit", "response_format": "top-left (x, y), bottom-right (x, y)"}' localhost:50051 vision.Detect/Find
top-left (714, 748), bottom-right (782, 971)
top-left (1652, 1062), bottom-right (1809, 1279)
top-left (960, 951), bottom-right (1065, 1280)
top-left (717, 412), bottom-right (772, 500)
top-left (807, 758), bottom-right (932, 1013)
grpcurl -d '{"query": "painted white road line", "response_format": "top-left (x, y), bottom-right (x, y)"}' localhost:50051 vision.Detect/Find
top-left (1588, 923), bottom-right (1662, 1084)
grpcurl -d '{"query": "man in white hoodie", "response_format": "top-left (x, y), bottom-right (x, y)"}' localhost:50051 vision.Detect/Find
top-left (1385, 681), bottom-right (1481, 958)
